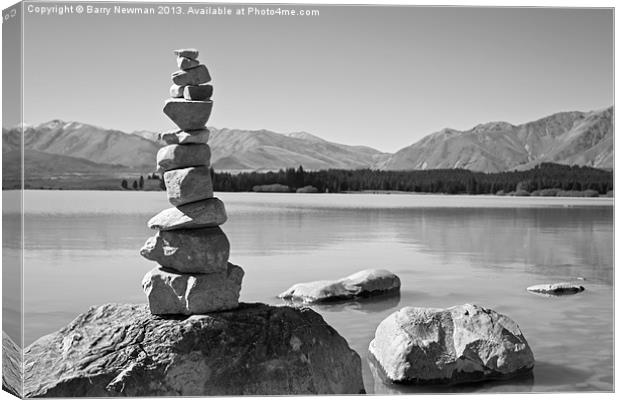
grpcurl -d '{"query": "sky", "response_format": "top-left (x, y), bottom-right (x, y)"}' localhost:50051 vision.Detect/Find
top-left (7, 2), bottom-right (614, 152)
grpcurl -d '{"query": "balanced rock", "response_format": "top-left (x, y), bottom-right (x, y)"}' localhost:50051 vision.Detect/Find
top-left (527, 282), bottom-right (585, 296)
top-left (177, 56), bottom-right (200, 70)
top-left (169, 84), bottom-right (185, 98)
top-left (143, 263), bottom-right (243, 315)
top-left (148, 198), bottom-right (227, 230)
top-left (140, 227), bottom-right (229, 273)
top-left (159, 128), bottom-right (210, 145)
top-left (174, 48), bottom-right (199, 59)
top-left (279, 269), bottom-right (401, 303)
top-left (24, 303), bottom-right (365, 397)
top-left (156, 144), bottom-right (211, 173)
top-left (368, 304), bottom-right (535, 385)
top-left (163, 99), bottom-right (213, 131)
top-left (2, 331), bottom-right (21, 397)
top-left (164, 166), bottom-right (213, 206)
top-left (184, 84), bottom-right (213, 101)
top-left (171, 65), bottom-right (211, 86)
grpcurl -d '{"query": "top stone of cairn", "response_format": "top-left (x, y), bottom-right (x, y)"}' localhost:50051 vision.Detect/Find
top-left (174, 48), bottom-right (199, 60)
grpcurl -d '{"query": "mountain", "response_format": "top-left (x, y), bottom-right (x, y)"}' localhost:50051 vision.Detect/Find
top-left (2, 121), bottom-right (159, 168)
top-left (207, 128), bottom-right (390, 171)
top-left (382, 106), bottom-right (613, 172)
top-left (1, 106), bottom-right (613, 177)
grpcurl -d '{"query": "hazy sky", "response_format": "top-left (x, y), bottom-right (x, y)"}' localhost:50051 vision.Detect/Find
top-left (13, 3), bottom-right (614, 152)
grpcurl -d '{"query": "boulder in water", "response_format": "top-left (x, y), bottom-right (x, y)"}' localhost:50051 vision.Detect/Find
top-left (278, 269), bottom-right (400, 303)
top-left (368, 304), bottom-right (535, 385)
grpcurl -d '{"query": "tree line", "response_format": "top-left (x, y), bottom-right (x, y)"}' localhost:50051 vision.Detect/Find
top-left (210, 163), bottom-right (613, 195)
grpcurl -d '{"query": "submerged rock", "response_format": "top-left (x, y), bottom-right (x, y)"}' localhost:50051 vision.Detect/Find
top-left (278, 269), bottom-right (400, 303)
top-left (143, 263), bottom-right (243, 315)
top-left (2, 331), bottom-right (21, 397)
top-left (527, 282), bottom-right (585, 296)
top-left (24, 303), bottom-right (365, 397)
top-left (368, 304), bottom-right (534, 385)
top-left (140, 227), bottom-right (229, 273)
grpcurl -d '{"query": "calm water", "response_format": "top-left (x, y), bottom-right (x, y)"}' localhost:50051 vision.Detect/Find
top-left (3, 191), bottom-right (614, 393)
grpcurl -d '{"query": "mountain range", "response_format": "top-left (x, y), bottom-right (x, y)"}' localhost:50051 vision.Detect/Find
top-left (2, 106), bottom-right (613, 180)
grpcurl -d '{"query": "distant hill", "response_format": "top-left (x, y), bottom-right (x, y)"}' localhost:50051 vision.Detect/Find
top-left (1, 106), bottom-right (613, 182)
top-left (2, 121), bottom-right (159, 168)
top-left (382, 106), bottom-right (613, 172)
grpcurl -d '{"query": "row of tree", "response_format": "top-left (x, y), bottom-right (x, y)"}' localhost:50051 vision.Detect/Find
top-left (211, 163), bottom-right (613, 194)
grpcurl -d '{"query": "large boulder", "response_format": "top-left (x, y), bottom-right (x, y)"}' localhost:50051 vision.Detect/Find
top-left (278, 269), bottom-right (400, 303)
top-left (148, 198), bottom-right (227, 231)
top-left (140, 227), bottom-right (229, 273)
top-left (2, 331), bottom-right (21, 397)
top-left (526, 282), bottom-right (585, 296)
top-left (142, 263), bottom-right (243, 315)
top-left (163, 166), bottom-right (214, 206)
top-left (156, 144), bottom-right (211, 173)
top-left (24, 303), bottom-right (365, 397)
top-left (368, 304), bottom-right (534, 385)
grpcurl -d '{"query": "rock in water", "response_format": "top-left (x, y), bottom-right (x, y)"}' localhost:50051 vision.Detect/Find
top-left (140, 227), bottom-right (229, 273)
top-left (148, 198), bottom-right (227, 230)
top-left (169, 84), bottom-right (185, 98)
top-left (368, 304), bottom-right (534, 385)
top-left (2, 331), bottom-right (21, 397)
top-left (174, 48), bottom-right (199, 59)
top-left (279, 269), bottom-right (401, 303)
top-left (164, 166), bottom-right (214, 206)
top-left (171, 65), bottom-right (211, 86)
top-left (156, 144), bottom-right (211, 173)
top-left (159, 128), bottom-right (210, 145)
top-left (143, 263), bottom-right (243, 314)
top-left (527, 282), bottom-right (585, 296)
top-left (184, 85), bottom-right (213, 101)
top-left (24, 303), bottom-right (365, 397)
top-left (177, 56), bottom-right (200, 70)
top-left (163, 99), bottom-right (213, 131)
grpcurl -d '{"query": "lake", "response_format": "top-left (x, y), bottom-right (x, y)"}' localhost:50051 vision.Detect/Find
top-left (3, 190), bottom-right (614, 393)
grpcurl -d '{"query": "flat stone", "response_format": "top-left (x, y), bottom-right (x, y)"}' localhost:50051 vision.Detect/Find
top-left (156, 144), bottom-right (211, 173)
top-left (163, 99), bottom-right (213, 131)
top-left (368, 304), bottom-right (535, 385)
top-left (527, 282), bottom-right (585, 296)
top-left (24, 303), bottom-right (365, 396)
top-left (174, 48), bottom-right (199, 59)
top-left (171, 65), bottom-right (211, 86)
top-left (140, 226), bottom-right (229, 273)
top-left (163, 166), bottom-right (213, 206)
top-left (177, 56), bottom-right (200, 70)
top-left (278, 269), bottom-right (401, 303)
top-left (142, 263), bottom-right (243, 315)
top-left (169, 84), bottom-right (185, 98)
top-left (159, 128), bottom-right (210, 145)
top-left (148, 198), bottom-right (227, 230)
top-left (184, 85), bottom-right (213, 101)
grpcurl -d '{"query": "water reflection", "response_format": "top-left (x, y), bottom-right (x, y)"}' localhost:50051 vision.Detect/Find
top-left (368, 355), bottom-right (536, 394)
top-left (279, 291), bottom-right (401, 314)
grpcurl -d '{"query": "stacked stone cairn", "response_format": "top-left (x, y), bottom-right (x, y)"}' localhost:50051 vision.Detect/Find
top-left (140, 49), bottom-right (244, 315)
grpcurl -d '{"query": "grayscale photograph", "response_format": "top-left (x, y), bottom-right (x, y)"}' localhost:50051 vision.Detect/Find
top-left (1, 1), bottom-right (614, 397)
